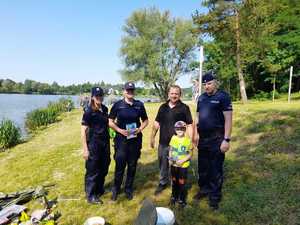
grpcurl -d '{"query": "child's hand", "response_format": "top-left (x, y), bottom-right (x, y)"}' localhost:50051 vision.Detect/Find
top-left (176, 159), bottom-right (185, 166)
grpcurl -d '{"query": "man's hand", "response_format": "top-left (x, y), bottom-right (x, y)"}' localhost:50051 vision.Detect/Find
top-left (150, 121), bottom-right (159, 149)
top-left (220, 140), bottom-right (230, 153)
top-left (83, 147), bottom-right (89, 160)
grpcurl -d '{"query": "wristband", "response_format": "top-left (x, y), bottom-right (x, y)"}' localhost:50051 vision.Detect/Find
top-left (224, 138), bottom-right (231, 143)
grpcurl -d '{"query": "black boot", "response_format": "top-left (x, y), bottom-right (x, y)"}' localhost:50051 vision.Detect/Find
top-left (169, 196), bottom-right (177, 206)
top-left (178, 199), bottom-right (187, 208)
top-left (193, 191), bottom-right (208, 201)
top-left (111, 188), bottom-right (119, 201)
top-left (209, 201), bottom-right (219, 210)
top-left (154, 183), bottom-right (168, 195)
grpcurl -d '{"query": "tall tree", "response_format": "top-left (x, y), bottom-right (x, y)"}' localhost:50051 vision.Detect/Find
top-left (194, 0), bottom-right (248, 103)
top-left (194, 0), bottom-right (300, 100)
top-left (120, 7), bottom-right (198, 101)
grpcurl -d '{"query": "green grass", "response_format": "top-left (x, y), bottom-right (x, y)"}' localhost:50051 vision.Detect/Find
top-left (1, 101), bottom-right (300, 225)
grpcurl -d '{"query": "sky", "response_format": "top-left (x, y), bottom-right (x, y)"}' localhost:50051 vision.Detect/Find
top-left (0, 1), bottom-right (204, 88)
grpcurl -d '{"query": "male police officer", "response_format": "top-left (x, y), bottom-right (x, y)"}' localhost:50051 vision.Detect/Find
top-left (193, 71), bottom-right (233, 210)
top-left (109, 82), bottom-right (149, 201)
top-left (150, 85), bottom-right (193, 195)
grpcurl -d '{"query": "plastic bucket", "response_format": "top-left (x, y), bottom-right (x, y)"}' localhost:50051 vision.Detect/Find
top-left (83, 217), bottom-right (105, 225)
top-left (156, 207), bottom-right (175, 225)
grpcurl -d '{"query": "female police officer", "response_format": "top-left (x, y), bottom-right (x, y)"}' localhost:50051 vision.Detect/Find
top-left (109, 82), bottom-right (149, 201)
top-left (81, 87), bottom-right (111, 204)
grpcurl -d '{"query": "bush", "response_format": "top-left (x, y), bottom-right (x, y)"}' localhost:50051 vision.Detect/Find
top-left (48, 97), bottom-right (74, 113)
top-left (252, 91), bottom-right (280, 101)
top-left (25, 97), bottom-right (74, 132)
top-left (0, 119), bottom-right (21, 150)
top-left (25, 108), bottom-right (58, 131)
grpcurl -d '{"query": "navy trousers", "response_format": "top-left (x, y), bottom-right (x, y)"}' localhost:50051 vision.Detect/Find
top-left (113, 134), bottom-right (142, 193)
top-left (198, 135), bottom-right (225, 203)
top-left (85, 140), bottom-right (110, 200)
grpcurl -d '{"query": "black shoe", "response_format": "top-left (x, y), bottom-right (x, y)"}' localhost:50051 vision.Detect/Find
top-left (99, 188), bottom-right (105, 195)
top-left (87, 196), bottom-right (103, 205)
top-left (96, 189), bottom-right (105, 198)
top-left (209, 202), bottom-right (219, 210)
top-left (111, 190), bottom-right (118, 201)
top-left (154, 184), bottom-right (167, 195)
top-left (125, 191), bottom-right (133, 200)
top-left (169, 196), bottom-right (177, 206)
top-left (193, 191), bottom-right (208, 201)
top-left (178, 199), bottom-right (187, 208)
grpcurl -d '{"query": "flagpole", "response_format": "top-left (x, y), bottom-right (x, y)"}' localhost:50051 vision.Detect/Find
top-left (198, 46), bottom-right (204, 95)
top-left (288, 66), bottom-right (293, 103)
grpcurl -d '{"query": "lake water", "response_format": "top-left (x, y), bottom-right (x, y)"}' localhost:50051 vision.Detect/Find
top-left (0, 94), bottom-right (159, 137)
top-left (0, 94), bottom-right (80, 136)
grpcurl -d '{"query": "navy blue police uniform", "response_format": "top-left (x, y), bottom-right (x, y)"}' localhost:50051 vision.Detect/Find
top-left (81, 88), bottom-right (111, 202)
top-left (197, 82), bottom-right (232, 207)
top-left (109, 98), bottom-right (148, 197)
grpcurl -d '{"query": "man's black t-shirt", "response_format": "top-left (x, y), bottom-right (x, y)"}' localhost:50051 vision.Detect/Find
top-left (197, 90), bottom-right (232, 133)
top-left (155, 100), bottom-right (193, 146)
top-left (109, 99), bottom-right (148, 137)
top-left (81, 105), bottom-right (109, 141)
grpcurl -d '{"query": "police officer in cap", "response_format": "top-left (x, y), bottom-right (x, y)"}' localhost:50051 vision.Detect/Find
top-left (109, 82), bottom-right (149, 201)
top-left (81, 87), bottom-right (111, 204)
top-left (193, 71), bottom-right (233, 210)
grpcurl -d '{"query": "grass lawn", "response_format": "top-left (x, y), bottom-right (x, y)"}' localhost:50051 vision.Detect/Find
top-left (1, 100), bottom-right (300, 225)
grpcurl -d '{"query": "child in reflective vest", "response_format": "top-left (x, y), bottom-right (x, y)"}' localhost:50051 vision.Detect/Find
top-left (169, 121), bottom-right (193, 207)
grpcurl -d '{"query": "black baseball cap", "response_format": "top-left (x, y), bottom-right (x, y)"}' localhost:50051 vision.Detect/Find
top-left (202, 71), bottom-right (216, 84)
top-left (124, 82), bottom-right (135, 90)
top-left (91, 87), bottom-right (104, 97)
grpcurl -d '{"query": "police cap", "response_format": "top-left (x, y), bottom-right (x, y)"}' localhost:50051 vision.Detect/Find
top-left (124, 82), bottom-right (136, 90)
top-left (202, 71), bottom-right (216, 84)
top-left (91, 87), bottom-right (104, 97)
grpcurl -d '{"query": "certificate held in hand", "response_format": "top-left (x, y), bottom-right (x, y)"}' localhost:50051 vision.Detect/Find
top-left (126, 123), bottom-right (137, 139)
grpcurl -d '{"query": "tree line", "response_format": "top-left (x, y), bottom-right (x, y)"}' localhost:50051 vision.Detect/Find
top-left (0, 79), bottom-right (122, 95)
top-left (120, 1), bottom-right (300, 101)
top-left (0, 78), bottom-right (166, 96)
top-left (193, 0), bottom-right (300, 102)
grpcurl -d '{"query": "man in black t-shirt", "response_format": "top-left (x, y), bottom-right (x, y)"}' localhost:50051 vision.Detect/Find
top-left (193, 71), bottom-right (233, 210)
top-left (150, 85), bottom-right (193, 195)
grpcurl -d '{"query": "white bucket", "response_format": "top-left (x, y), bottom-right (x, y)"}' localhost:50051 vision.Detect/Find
top-left (156, 207), bottom-right (175, 225)
top-left (83, 216), bottom-right (105, 225)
